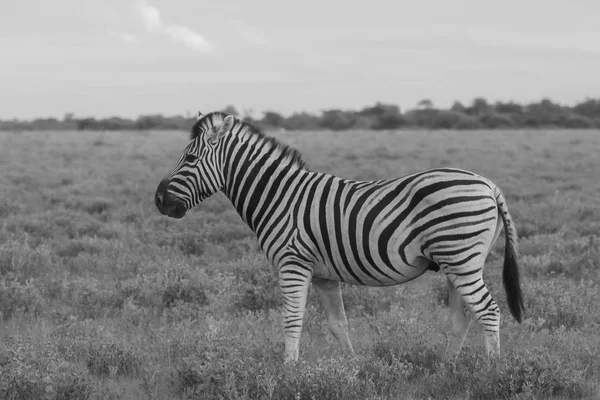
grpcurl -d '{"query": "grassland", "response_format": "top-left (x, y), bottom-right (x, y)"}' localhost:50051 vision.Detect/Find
top-left (1, 128), bottom-right (599, 400)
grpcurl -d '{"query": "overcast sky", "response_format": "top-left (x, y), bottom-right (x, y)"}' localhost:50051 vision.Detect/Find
top-left (1, 0), bottom-right (600, 119)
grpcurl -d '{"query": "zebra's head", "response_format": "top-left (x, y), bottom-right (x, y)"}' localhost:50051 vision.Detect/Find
top-left (154, 111), bottom-right (235, 219)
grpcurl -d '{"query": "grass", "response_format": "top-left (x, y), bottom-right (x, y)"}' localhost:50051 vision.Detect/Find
top-left (1, 128), bottom-right (600, 399)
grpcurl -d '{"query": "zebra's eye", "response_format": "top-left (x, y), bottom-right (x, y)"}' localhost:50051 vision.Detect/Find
top-left (185, 153), bottom-right (198, 163)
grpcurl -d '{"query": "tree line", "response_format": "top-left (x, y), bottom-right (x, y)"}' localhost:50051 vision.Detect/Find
top-left (2, 97), bottom-right (600, 131)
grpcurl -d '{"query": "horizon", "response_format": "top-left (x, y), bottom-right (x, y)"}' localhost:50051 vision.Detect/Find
top-left (3, 95), bottom-right (598, 122)
top-left (2, 0), bottom-right (600, 120)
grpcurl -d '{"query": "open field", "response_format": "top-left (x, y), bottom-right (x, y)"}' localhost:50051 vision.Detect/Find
top-left (1, 128), bottom-right (600, 399)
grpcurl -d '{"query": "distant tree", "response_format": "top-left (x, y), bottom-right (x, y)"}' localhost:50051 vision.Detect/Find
top-left (454, 115), bottom-right (484, 130)
top-left (283, 112), bottom-right (321, 130)
top-left (358, 102), bottom-right (400, 117)
top-left (320, 109), bottom-right (355, 130)
top-left (404, 107), bottom-right (440, 129)
top-left (76, 118), bottom-right (98, 131)
top-left (417, 99), bottom-right (434, 110)
top-left (481, 113), bottom-right (516, 129)
top-left (351, 115), bottom-right (377, 129)
top-left (494, 101), bottom-right (523, 115)
top-left (3, 96), bottom-right (600, 132)
top-left (573, 98), bottom-right (600, 118)
top-left (432, 110), bottom-right (472, 129)
top-left (30, 118), bottom-right (64, 130)
top-left (471, 97), bottom-right (491, 116)
top-left (135, 115), bottom-right (164, 130)
top-left (261, 111), bottom-right (285, 128)
top-left (374, 111), bottom-right (405, 130)
top-left (221, 105), bottom-right (239, 117)
top-left (97, 117), bottom-right (134, 130)
top-left (242, 108), bottom-right (256, 123)
top-left (561, 114), bottom-right (595, 129)
top-left (523, 99), bottom-right (566, 127)
top-left (358, 103), bottom-right (404, 129)
top-left (450, 101), bottom-right (467, 113)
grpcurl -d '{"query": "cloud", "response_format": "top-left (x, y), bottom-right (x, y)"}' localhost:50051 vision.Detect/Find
top-left (239, 27), bottom-right (269, 47)
top-left (107, 30), bottom-right (137, 43)
top-left (162, 25), bottom-right (214, 52)
top-left (133, 0), bottom-right (214, 53)
top-left (228, 20), bottom-right (269, 47)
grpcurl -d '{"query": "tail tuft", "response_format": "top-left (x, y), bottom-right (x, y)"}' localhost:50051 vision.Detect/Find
top-left (497, 189), bottom-right (524, 323)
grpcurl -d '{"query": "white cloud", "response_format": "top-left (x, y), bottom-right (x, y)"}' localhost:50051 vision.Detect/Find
top-left (240, 27), bottom-right (269, 47)
top-left (107, 30), bottom-right (137, 43)
top-left (133, 0), bottom-right (214, 53)
top-left (136, 1), bottom-right (161, 31)
top-left (163, 25), bottom-right (214, 52)
top-left (232, 21), bottom-right (269, 47)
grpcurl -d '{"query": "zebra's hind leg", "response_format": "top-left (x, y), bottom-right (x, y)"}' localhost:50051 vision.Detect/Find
top-left (445, 277), bottom-right (473, 358)
top-left (446, 260), bottom-right (501, 358)
top-left (312, 278), bottom-right (355, 357)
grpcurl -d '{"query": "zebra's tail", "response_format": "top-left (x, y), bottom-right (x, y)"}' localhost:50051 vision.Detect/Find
top-left (496, 187), bottom-right (524, 323)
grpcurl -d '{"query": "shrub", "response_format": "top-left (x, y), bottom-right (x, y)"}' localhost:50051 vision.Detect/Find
top-left (273, 358), bottom-right (368, 400)
top-left (228, 255), bottom-right (280, 312)
top-left (84, 341), bottom-right (143, 378)
top-left (0, 336), bottom-right (94, 400)
top-left (431, 110), bottom-right (472, 129)
top-left (481, 112), bottom-right (516, 128)
top-left (472, 352), bottom-right (591, 399)
top-left (0, 279), bottom-right (45, 320)
top-left (162, 282), bottom-right (209, 308)
top-left (117, 261), bottom-right (211, 318)
top-left (453, 115), bottom-right (484, 130)
top-left (63, 278), bottom-right (124, 319)
top-left (561, 114), bottom-right (595, 129)
top-left (0, 239), bottom-right (53, 280)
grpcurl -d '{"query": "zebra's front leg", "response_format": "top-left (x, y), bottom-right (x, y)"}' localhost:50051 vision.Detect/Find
top-left (312, 278), bottom-right (355, 357)
top-left (279, 263), bottom-right (312, 363)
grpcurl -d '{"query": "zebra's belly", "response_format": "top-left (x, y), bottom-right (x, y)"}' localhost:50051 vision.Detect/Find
top-left (312, 256), bottom-right (430, 287)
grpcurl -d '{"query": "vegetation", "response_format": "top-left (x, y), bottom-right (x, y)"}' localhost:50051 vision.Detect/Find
top-left (3, 97), bottom-right (600, 132)
top-left (1, 128), bottom-right (599, 399)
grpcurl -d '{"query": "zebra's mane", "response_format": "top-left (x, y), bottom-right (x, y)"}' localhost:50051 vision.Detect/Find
top-left (190, 112), bottom-right (308, 169)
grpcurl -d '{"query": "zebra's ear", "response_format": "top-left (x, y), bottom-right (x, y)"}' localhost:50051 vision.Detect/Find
top-left (195, 111), bottom-right (203, 121)
top-left (208, 115), bottom-right (235, 143)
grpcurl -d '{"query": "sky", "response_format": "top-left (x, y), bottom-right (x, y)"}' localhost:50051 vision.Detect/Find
top-left (1, 0), bottom-right (600, 119)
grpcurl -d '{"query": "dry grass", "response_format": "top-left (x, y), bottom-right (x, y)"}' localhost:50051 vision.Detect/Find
top-left (0, 129), bottom-right (599, 399)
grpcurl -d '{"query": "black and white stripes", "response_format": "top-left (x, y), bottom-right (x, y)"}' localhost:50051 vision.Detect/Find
top-left (155, 112), bottom-right (524, 362)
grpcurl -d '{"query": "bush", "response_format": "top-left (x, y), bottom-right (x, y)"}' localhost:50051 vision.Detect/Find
top-left (481, 112), bottom-right (516, 128)
top-left (63, 278), bottom-right (124, 319)
top-left (431, 110), bottom-right (470, 129)
top-left (561, 114), bottom-right (595, 129)
top-left (372, 111), bottom-right (405, 130)
top-left (453, 115), bottom-right (484, 130)
top-left (0, 239), bottom-right (53, 280)
top-left (0, 336), bottom-right (94, 400)
top-left (320, 110), bottom-right (355, 130)
top-left (84, 341), bottom-right (143, 378)
top-left (162, 282), bottom-right (209, 308)
top-left (0, 279), bottom-right (45, 320)
top-left (227, 255), bottom-right (280, 313)
top-left (473, 352), bottom-right (591, 399)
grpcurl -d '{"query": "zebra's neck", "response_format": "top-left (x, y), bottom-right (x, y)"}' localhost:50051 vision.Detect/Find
top-left (220, 124), bottom-right (308, 233)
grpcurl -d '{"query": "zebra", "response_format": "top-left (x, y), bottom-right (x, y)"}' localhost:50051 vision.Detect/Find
top-left (154, 111), bottom-right (524, 363)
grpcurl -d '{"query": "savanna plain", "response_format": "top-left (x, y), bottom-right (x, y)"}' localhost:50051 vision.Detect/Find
top-left (1, 128), bottom-right (600, 400)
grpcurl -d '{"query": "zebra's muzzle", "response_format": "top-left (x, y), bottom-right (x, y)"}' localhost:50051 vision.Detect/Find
top-left (155, 180), bottom-right (187, 219)
top-left (166, 204), bottom-right (186, 219)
